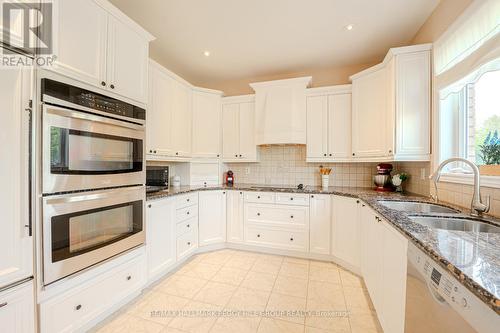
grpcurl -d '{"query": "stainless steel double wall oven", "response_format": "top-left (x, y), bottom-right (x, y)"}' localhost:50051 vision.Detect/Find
top-left (41, 79), bottom-right (146, 285)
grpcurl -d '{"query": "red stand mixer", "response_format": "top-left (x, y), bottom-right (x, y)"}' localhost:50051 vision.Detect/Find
top-left (374, 163), bottom-right (395, 192)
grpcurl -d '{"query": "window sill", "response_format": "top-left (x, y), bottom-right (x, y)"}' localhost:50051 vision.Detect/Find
top-left (439, 172), bottom-right (500, 189)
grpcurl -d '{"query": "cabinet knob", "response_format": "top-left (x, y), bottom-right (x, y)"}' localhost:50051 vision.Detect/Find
top-left (290, 197), bottom-right (294, 201)
top-left (101, 81), bottom-right (106, 86)
top-left (257, 212), bottom-right (261, 216)
top-left (324, 153), bottom-right (327, 156)
top-left (235, 154), bottom-right (238, 157)
top-left (149, 149), bottom-right (153, 153)
top-left (110, 84), bottom-right (115, 89)
top-left (187, 198), bottom-right (190, 202)
top-left (257, 196), bottom-right (261, 199)
top-left (352, 153), bottom-right (355, 156)
top-left (362, 204), bottom-right (365, 207)
top-left (388, 150), bottom-right (392, 153)
top-left (176, 152), bottom-right (179, 155)
top-left (223, 191), bottom-right (226, 194)
top-left (239, 154), bottom-right (242, 158)
top-left (187, 211), bottom-right (190, 215)
top-left (126, 275), bottom-right (132, 281)
top-left (356, 200), bottom-right (360, 204)
top-left (75, 304), bottom-right (82, 311)
top-left (240, 192), bottom-right (243, 195)
top-left (257, 234), bottom-right (261, 238)
top-left (217, 154), bottom-right (220, 157)
top-left (329, 153), bottom-right (332, 157)
top-left (187, 242), bottom-right (191, 245)
top-left (290, 215), bottom-right (294, 219)
top-left (290, 237), bottom-right (294, 241)
top-left (187, 224), bottom-right (190, 228)
top-left (311, 195), bottom-right (314, 198)
top-left (153, 150), bottom-right (157, 154)
top-left (148, 204), bottom-right (152, 208)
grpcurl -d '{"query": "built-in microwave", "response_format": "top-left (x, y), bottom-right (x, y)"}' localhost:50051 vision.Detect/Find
top-left (41, 79), bottom-right (146, 194)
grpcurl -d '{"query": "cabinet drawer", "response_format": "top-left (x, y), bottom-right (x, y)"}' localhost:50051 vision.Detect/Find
top-left (40, 256), bottom-right (145, 333)
top-left (245, 204), bottom-right (309, 229)
top-left (177, 230), bottom-right (198, 260)
top-left (191, 177), bottom-right (219, 186)
top-left (175, 193), bottom-right (198, 209)
top-left (176, 217), bottom-right (197, 236)
top-left (244, 192), bottom-right (275, 204)
top-left (245, 225), bottom-right (308, 252)
top-left (275, 193), bottom-right (309, 206)
top-left (176, 205), bottom-right (198, 222)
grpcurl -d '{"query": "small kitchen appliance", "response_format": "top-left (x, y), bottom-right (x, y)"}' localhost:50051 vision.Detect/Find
top-left (146, 166), bottom-right (169, 193)
top-left (374, 163), bottom-right (395, 192)
top-left (225, 170), bottom-right (234, 186)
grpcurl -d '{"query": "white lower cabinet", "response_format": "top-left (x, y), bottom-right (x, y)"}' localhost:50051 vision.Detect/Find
top-left (309, 194), bottom-right (331, 255)
top-left (175, 194), bottom-right (199, 260)
top-left (39, 254), bottom-right (146, 333)
top-left (198, 191), bottom-right (227, 246)
top-left (0, 281), bottom-right (35, 333)
top-left (360, 205), bottom-right (408, 333)
top-left (331, 196), bottom-right (361, 269)
top-left (146, 198), bottom-right (176, 282)
top-left (245, 225), bottom-right (308, 252)
top-left (227, 191), bottom-right (244, 244)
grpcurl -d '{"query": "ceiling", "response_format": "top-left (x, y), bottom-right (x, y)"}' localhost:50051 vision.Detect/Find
top-left (110, 0), bottom-right (439, 86)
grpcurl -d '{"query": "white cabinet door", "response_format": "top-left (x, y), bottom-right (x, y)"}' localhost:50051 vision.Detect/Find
top-left (380, 220), bottom-right (407, 333)
top-left (192, 91), bottom-right (221, 158)
top-left (222, 104), bottom-right (240, 160)
top-left (306, 96), bottom-right (328, 159)
top-left (309, 194), bottom-right (331, 254)
top-left (352, 67), bottom-right (388, 158)
top-left (331, 196), bottom-right (360, 269)
top-left (227, 191), bottom-right (244, 243)
top-left (171, 81), bottom-right (192, 157)
top-left (328, 94), bottom-right (352, 159)
top-left (146, 198), bottom-right (176, 281)
top-left (239, 102), bottom-right (257, 161)
top-left (0, 281), bottom-right (35, 333)
top-left (0, 68), bottom-right (32, 289)
top-left (199, 191), bottom-right (227, 246)
top-left (394, 52), bottom-right (431, 159)
top-left (52, 0), bottom-right (107, 87)
top-left (147, 62), bottom-right (174, 156)
top-left (106, 15), bottom-right (148, 103)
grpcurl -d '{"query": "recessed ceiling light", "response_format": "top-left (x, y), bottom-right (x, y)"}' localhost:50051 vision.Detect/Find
top-left (345, 24), bottom-right (354, 31)
top-left (203, 51), bottom-right (210, 57)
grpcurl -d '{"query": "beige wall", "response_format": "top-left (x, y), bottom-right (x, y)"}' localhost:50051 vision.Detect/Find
top-left (411, 0), bottom-right (472, 44)
top-left (198, 63), bottom-right (376, 96)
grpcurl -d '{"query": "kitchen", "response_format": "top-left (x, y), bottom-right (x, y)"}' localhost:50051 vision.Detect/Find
top-left (0, 0), bottom-right (499, 332)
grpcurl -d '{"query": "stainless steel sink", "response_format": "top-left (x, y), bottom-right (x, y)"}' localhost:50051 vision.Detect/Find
top-left (378, 200), bottom-right (458, 214)
top-left (409, 216), bottom-right (500, 233)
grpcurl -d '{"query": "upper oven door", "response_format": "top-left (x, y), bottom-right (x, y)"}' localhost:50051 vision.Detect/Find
top-left (42, 104), bottom-right (145, 193)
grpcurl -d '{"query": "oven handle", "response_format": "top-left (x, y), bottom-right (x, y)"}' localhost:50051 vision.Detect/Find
top-left (44, 186), bottom-right (144, 206)
top-left (45, 105), bottom-right (145, 131)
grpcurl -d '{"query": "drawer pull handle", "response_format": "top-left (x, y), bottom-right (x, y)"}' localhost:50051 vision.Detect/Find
top-left (290, 215), bottom-right (294, 219)
top-left (290, 237), bottom-right (294, 241)
top-left (257, 234), bottom-right (261, 238)
top-left (127, 275), bottom-right (132, 281)
top-left (257, 213), bottom-right (260, 216)
top-left (75, 304), bottom-right (82, 311)
top-left (0, 302), bottom-right (7, 308)
top-left (187, 242), bottom-right (191, 245)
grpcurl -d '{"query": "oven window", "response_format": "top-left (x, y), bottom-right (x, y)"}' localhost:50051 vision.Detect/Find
top-left (50, 127), bottom-right (143, 174)
top-left (50, 200), bottom-right (143, 262)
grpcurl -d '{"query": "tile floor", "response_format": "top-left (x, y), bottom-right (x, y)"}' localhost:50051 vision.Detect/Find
top-left (91, 249), bottom-right (382, 333)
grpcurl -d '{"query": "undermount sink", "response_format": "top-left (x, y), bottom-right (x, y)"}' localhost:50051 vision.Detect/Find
top-left (378, 200), bottom-right (459, 214)
top-left (409, 216), bottom-right (500, 233)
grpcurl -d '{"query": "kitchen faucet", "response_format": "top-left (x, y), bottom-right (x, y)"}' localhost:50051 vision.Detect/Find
top-left (429, 157), bottom-right (490, 217)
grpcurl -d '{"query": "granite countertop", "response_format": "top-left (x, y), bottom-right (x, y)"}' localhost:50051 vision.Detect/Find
top-left (146, 184), bottom-right (500, 314)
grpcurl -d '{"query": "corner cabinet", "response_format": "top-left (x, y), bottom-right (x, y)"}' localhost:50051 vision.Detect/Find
top-left (306, 86), bottom-right (352, 162)
top-left (222, 95), bottom-right (258, 162)
top-left (147, 60), bottom-right (193, 160)
top-left (192, 88), bottom-right (223, 158)
top-left (351, 44), bottom-right (431, 161)
top-left (198, 191), bottom-right (227, 246)
top-left (52, 0), bottom-right (153, 105)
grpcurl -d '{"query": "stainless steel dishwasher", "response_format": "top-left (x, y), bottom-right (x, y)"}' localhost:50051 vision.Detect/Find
top-left (405, 243), bottom-right (498, 333)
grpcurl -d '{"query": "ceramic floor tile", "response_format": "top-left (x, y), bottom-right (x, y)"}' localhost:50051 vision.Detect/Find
top-left (251, 259), bottom-right (283, 275)
top-left (226, 287), bottom-right (271, 311)
top-left (283, 257), bottom-right (310, 266)
top-left (126, 290), bottom-right (190, 325)
top-left (309, 265), bottom-right (341, 284)
top-left (273, 275), bottom-right (308, 298)
top-left (266, 293), bottom-right (307, 324)
top-left (241, 271), bottom-right (277, 292)
top-left (201, 251), bottom-right (234, 265)
top-left (168, 301), bottom-right (221, 333)
top-left (349, 312), bottom-right (382, 333)
top-left (339, 269), bottom-right (365, 289)
top-left (95, 313), bottom-right (165, 333)
top-left (279, 262), bottom-right (309, 280)
top-left (155, 274), bottom-right (208, 298)
top-left (257, 318), bottom-right (304, 333)
top-left (307, 281), bottom-right (346, 307)
top-left (305, 298), bottom-right (350, 331)
top-left (253, 253), bottom-right (284, 264)
top-left (210, 316), bottom-right (261, 333)
top-left (224, 256), bottom-right (257, 270)
top-left (193, 281), bottom-right (237, 307)
top-left (305, 326), bottom-right (351, 333)
top-left (182, 262), bottom-right (222, 280)
top-left (342, 287), bottom-right (374, 314)
top-left (159, 327), bottom-right (189, 333)
top-left (309, 260), bottom-right (337, 269)
top-left (211, 267), bottom-right (248, 286)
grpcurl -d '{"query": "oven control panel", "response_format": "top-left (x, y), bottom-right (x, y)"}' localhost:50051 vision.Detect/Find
top-left (407, 243), bottom-right (498, 333)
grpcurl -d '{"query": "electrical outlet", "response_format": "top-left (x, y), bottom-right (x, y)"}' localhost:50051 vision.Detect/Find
top-left (420, 168), bottom-right (426, 180)
top-left (245, 167), bottom-right (250, 175)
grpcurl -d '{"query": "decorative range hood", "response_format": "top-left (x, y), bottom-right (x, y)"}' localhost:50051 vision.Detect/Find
top-left (250, 76), bottom-right (312, 145)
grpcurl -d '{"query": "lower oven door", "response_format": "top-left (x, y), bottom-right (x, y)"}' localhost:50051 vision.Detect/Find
top-left (42, 104), bottom-right (145, 193)
top-left (42, 186), bottom-right (145, 285)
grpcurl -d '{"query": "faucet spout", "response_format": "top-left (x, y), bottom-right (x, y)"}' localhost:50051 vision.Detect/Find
top-left (429, 158), bottom-right (490, 216)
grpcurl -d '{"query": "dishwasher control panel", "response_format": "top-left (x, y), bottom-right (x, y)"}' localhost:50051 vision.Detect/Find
top-left (407, 243), bottom-right (499, 333)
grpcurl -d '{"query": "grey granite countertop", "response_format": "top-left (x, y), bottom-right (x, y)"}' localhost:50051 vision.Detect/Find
top-left (146, 184), bottom-right (500, 314)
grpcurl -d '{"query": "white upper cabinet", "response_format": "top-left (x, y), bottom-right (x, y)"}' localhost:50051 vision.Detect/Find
top-left (306, 86), bottom-right (352, 162)
top-left (192, 89), bottom-right (223, 158)
top-left (198, 191), bottom-right (227, 246)
top-left (52, 0), bottom-right (154, 105)
top-left (171, 81), bottom-right (193, 157)
top-left (0, 67), bottom-right (33, 289)
top-left (221, 95), bottom-right (258, 162)
top-left (351, 44), bottom-right (431, 161)
top-left (309, 194), bottom-right (331, 255)
top-left (106, 14), bottom-right (149, 103)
